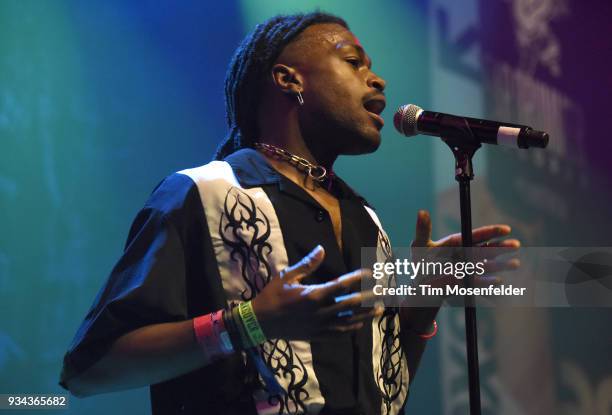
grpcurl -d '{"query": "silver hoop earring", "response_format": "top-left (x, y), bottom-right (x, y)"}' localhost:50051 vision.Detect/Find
top-left (296, 91), bottom-right (304, 106)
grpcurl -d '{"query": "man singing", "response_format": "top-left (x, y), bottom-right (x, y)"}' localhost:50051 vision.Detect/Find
top-left (60, 12), bottom-right (516, 414)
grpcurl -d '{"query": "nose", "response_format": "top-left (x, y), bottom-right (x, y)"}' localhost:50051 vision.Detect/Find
top-left (368, 71), bottom-right (386, 93)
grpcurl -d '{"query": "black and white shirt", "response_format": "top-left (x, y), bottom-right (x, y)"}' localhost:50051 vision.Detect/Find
top-left (60, 148), bottom-right (409, 415)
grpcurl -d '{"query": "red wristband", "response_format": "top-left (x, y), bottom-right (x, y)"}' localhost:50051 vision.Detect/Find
top-left (193, 311), bottom-right (234, 360)
top-left (419, 320), bottom-right (438, 340)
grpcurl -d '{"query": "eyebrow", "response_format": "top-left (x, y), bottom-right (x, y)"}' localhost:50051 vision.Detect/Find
top-left (336, 42), bottom-right (372, 69)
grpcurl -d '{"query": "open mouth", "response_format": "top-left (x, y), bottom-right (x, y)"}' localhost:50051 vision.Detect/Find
top-left (363, 97), bottom-right (386, 128)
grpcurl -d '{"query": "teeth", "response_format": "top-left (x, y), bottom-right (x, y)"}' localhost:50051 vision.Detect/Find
top-left (364, 100), bottom-right (385, 115)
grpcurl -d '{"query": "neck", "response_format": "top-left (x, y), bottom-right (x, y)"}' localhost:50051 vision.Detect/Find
top-left (264, 154), bottom-right (321, 191)
top-left (255, 142), bottom-right (334, 192)
top-left (258, 98), bottom-right (339, 167)
top-left (258, 128), bottom-right (337, 170)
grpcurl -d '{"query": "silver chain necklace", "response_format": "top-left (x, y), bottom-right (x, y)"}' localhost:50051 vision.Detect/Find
top-left (254, 142), bottom-right (329, 184)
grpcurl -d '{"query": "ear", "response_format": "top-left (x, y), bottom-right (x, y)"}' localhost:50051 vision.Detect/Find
top-left (270, 64), bottom-right (304, 95)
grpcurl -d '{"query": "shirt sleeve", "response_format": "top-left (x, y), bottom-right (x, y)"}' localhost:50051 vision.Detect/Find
top-left (59, 177), bottom-right (192, 389)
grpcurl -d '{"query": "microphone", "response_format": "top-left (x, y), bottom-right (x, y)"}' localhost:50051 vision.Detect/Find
top-left (394, 104), bottom-right (549, 149)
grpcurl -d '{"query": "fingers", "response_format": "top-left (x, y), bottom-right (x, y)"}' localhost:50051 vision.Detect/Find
top-left (471, 225), bottom-right (512, 245)
top-left (323, 295), bottom-right (383, 322)
top-left (411, 210), bottom-right (432, 247)
top-left (480, 238), bottom-right (520, 249)
top-left (315, 268), bottom-right (370, 300)
top-left (476, 239), bottom-right (521, 260)
top-left (485, 238), bottom-right (520, 247)
top-left (282, 245), bottom-right (325, 283)
top-left (436, 225), bottom-right (513, 247)
top-left (299, 268), bottom-right (381, 337)
top-left (315, 306), bottom-right (384, 337)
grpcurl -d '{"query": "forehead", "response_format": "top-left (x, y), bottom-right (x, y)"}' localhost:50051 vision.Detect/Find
top-left (296, 23), bottom-right (361, 53)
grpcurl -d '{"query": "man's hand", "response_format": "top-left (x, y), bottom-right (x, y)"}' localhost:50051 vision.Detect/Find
top-left (252, 246), bottom-right (382, 340)
top-left (398, 210), bottom-right (521, 348)
top-left (412, 209), bottom-right (520, 250)
top-left (410, 209), bottom-right (521, 302)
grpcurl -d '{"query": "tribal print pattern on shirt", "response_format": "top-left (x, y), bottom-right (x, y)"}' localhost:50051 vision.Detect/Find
top-left (179, 160), bottom-right (408, 414)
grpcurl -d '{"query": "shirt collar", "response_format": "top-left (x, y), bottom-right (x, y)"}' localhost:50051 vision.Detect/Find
top-left (224, 148), bottom-right (373, 208)
top-left (224, 147), bottom-right (280, 186)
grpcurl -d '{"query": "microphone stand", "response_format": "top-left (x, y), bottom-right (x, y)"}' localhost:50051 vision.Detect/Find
top-left (401, 107), bottom-right (547, 414)
top-left (444, 135), bottom-right (482, 415)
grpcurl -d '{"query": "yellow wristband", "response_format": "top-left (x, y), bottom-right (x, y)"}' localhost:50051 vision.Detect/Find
top-left (238, 301), bottom-right (267, 346)
top-left (232, 305), bottom-right (254, 349)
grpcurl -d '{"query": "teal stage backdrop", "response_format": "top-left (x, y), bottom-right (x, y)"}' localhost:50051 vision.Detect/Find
top-left (1, 1), bottom-right (611, 414)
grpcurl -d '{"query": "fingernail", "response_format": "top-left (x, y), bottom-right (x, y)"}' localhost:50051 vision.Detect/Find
top-left (335, 292), bottom-right (359, 303)
top-left (311, 245), bottom-right (323, 256)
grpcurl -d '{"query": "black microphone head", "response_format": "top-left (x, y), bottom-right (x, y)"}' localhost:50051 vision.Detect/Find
top-left (393, 104), bottom-right (422, 137)
top-left (523, 129), bottom-right (550, 148)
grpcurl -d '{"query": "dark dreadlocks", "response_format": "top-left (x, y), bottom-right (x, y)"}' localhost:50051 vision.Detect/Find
top-left (214, 12), bottom-right (348, 160)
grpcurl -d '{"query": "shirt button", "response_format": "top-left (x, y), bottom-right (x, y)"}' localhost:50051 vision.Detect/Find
top-left (315, 210), bottom-right (326, 222)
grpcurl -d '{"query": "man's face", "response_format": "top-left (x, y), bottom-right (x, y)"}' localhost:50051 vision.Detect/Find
top-left (280, 23), bottom-right (387, 156)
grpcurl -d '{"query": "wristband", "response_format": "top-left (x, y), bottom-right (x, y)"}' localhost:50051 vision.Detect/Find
top-left (238, 300), bottom-right (267, 346)
top-left (193, 311), bottom-right (235, 360)
top-left (214, 313), bottom-right (235, 354)
top-left (222, 308), bottom-right (244, 351)
top-left (232, 304), bottom-right (255, 349)
top-left (419, 320), bottom-right (438, 340)
top-left (227, 303), bottom-right (283, 395)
